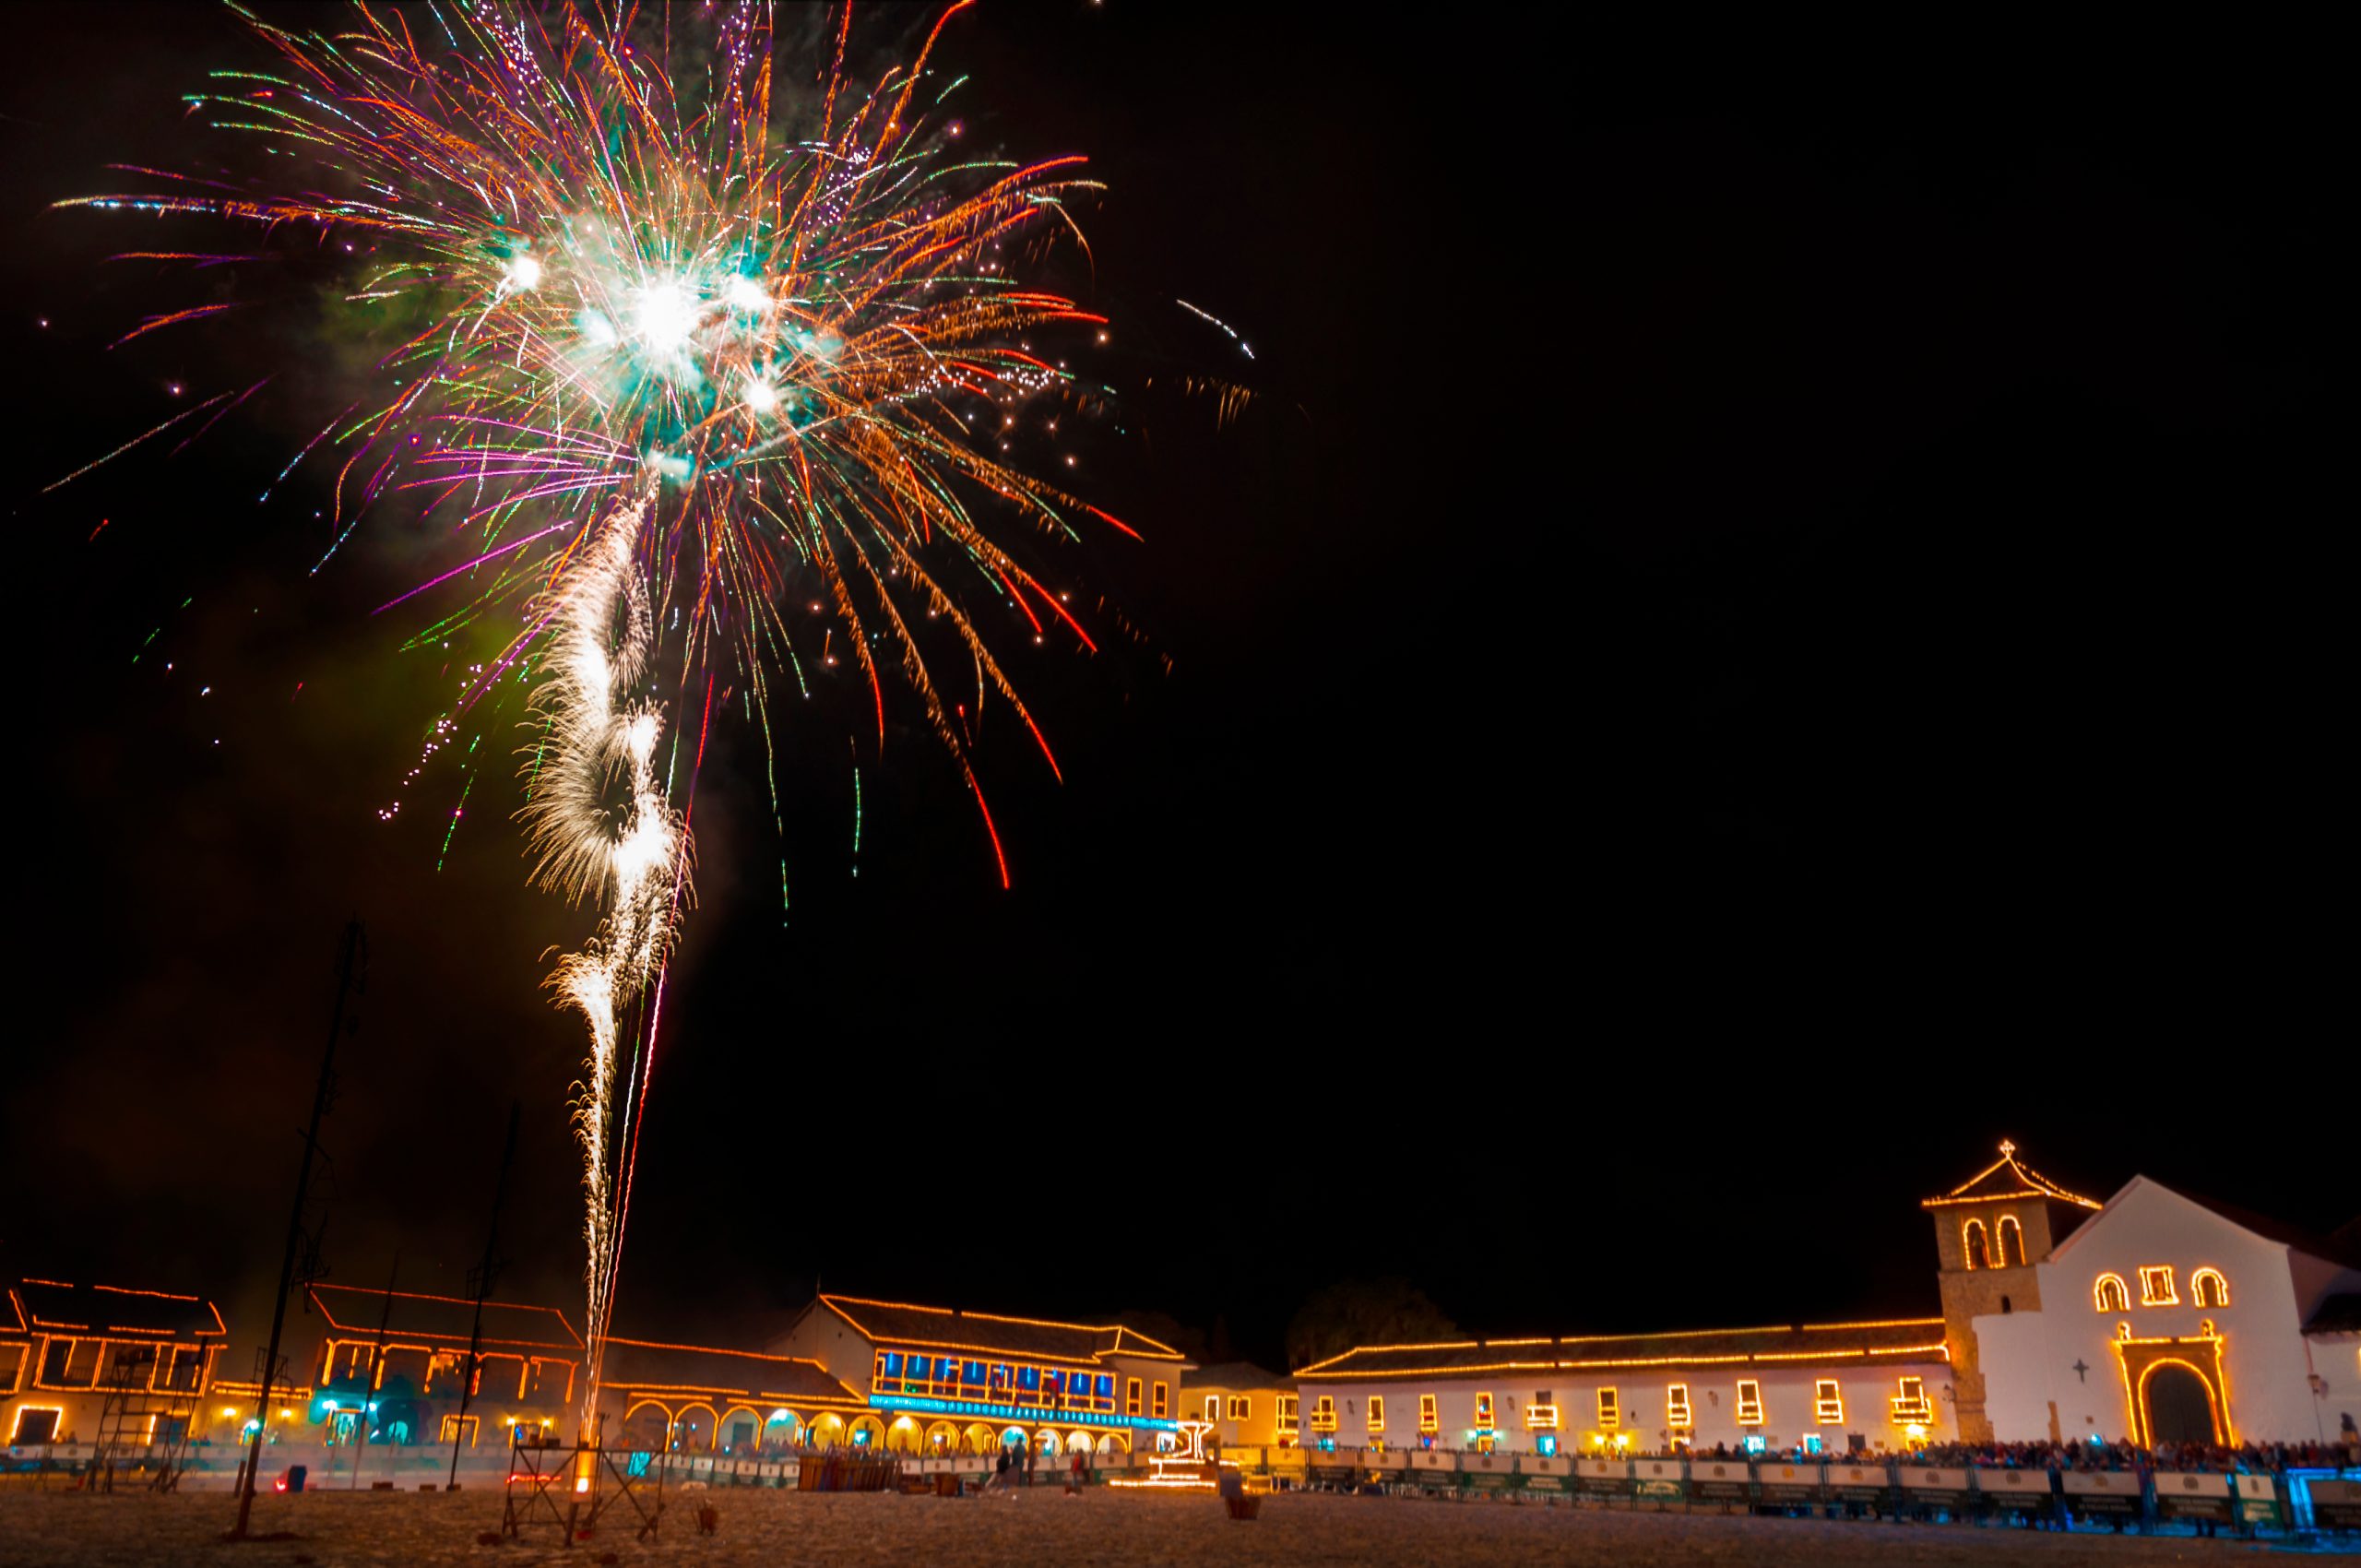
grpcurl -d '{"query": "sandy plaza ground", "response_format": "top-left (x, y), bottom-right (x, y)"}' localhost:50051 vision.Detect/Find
top-left (0, 1486), bottom-right (2350, 1568)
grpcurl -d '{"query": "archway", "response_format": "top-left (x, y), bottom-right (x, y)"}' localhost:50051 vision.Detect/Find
top-left (807, 1412), bottom-right (846, 1449)
top-left (961, 1422), bottom-right (997, 1454)
top-left (848, 1414), bottom-right (886, 1449)
top-left (999, 1426), bottom-right (1027, 1450)
top-left (1064, 1430), bottom-right (1095, 1454)
top-left (718, 1407), bottom-right (764, 1455)
top-left (884, 1415), bottom-right (923, 1454)
top-left (1033, 1427), bottom-right (1060, 1455)
top-left (620, 1402), bottom-right (671, 1454)
top-left (1095, 1430), bottom-right (1130, 1455)
top-left (765, 1409), bottom-right (804, 1452)
top-left (672, 1403), bottom-right (718, 1454)
top-left (924, 1420), bottom-right (959, 1453)
top-left (2142, 1362), bottom-right (2221, 1445)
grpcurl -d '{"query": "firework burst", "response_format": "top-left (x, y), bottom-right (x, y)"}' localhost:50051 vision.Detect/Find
top-left (64, 0), bottom-right (1139, 1431)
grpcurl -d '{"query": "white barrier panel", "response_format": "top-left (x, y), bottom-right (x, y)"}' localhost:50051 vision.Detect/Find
top-left (1520, 1455), bottom-right (1572, 1477)
top-left (1904, 1466), bottom-right (1971, 1491)
top-left (1461, 1451), bottom-right (1512, 1474)
top-left (2157, 1471), bottom-right (2225, 1497)
top-left (1409, 1450), bottom-right (1456, 1472)
top-left (1978, 1467), bottom-right (2047, 1497)
top-left (1759, 1462), bottom-right (1821, 1489)
top-left (757, 1463), bottom-right (782, 1479)
top-left (2060, 1471), bottom-right (2136, 1497)
top-left (1690, 1459), bottom-right (1748, 1486)
top-left (1828, 1463), bottom-right (1887, 1491)
top-left (2234, 1474), bottom-right (2276, 1502)
top-left (1633, 1458), bottom-right (1683, 1483)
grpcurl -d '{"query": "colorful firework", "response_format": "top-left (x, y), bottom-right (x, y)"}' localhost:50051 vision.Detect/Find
top-left (62, 0), bottom-right (1137, 1433)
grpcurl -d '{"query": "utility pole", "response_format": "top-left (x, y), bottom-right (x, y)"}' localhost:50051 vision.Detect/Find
top-left (448, 1101), bottom-right (521, 1491)
top-left (350, 1253), bottom-right (398, 1489)
top-left (232, 918), bottom-right (365, 1541)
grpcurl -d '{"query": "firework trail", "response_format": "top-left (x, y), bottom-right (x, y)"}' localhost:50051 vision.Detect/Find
top-left (518, 489), bottom-right (683, 1414)
top-left (60, 0), bottom-right (1157, 1431)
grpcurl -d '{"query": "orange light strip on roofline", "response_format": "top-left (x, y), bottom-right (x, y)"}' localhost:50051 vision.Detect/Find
top-left (828, 1297), bottom-right (1187, 1359)
top-left (1295, 1346), bottom-right (1952, 1378)
top-left (309, 1285), bottom-right (583, 1343)
top-left (602, 1336), bottom-right (833, 1365)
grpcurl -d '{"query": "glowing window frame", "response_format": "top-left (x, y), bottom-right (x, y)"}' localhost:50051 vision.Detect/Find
top-left (2191, 1268), bottom-right (2230, 1308)
top-left (1995, 1215), bottom-right (2026, 1267)
top-left (1152, 1381), bottom-right (1169, 1420)
top-left (2139, 1265), bottom-right (2178, 1306)
top-left (1474, 1391), bottom-right (1496, 1431)
top-left (1890, 1375), bottom-right (1932, 1424)
top-left (1366, 1395), bottom-right (1385, 1434)
top-left (1665, 1383), bottom-right (1692, 1429)
top-left (1736, 1379), bottom-right (1764, 1427)
top-left (9, 1405), bottom-right (66, 1444)
top-left (1418, 1394), bottom-right (1438, 1434)
top-left (1227, 1396), bottom-right (1249, 1421)
top-left (1276, 1393), bottom-right (1299, 1430)
top-left (1814, 1378), bottom-right (1844, 1426)
top-left (1961, 1218), bottom-right (1990, 1270)
top-left (1125, 1377), bottom-right (1141, 1416)
top-left (1203, 1395), bottom-right (1220, 1422)
top-left (2094, 1274), bottom-right (2130, 1313)
top-left (1310, 1395), bottom-right (1337, 1432)
top-left (1596, 1387), bottom-right (1619, 1430)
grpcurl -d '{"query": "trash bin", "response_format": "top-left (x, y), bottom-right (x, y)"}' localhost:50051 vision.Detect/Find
top-left (281, 1464), bottom-right (308, 1493)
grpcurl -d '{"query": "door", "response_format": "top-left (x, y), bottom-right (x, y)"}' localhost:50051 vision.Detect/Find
top-left (2142, 1363), bottom-right (2219, 1444)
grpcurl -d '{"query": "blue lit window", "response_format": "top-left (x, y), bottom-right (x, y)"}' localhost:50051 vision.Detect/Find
top-left (1319, 1437), bottom-right (1335, 1453)
top-left (1536, 1435), bottom-right (1558, 1457)
top-left (964, 1361), bottom-right (986, 1386)
top-left (1803, 1434), bottom-right (1823, 1455)
top-left (1095, 1375), bottom-right (1113, 1404)
top-left (908, 1355), bottom-right (931, 1382)
top-left (1741, 1434), bottom-right (1766, 1455)
top-left (882, 1352), bottom-right (903, 1378)
top-left (1018, 1366), bottom-right (1041, 1391)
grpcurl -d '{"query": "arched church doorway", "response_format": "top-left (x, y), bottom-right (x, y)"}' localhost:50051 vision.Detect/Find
top-left (2142, 1362), bottom-right (2220, 1445)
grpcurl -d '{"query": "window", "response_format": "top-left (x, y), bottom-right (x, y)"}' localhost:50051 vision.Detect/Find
top-left (1126, 1377), bottom-right (1141, 1417)
top-left (1891, 1376), bottom-right (1932, 1423)
top-left (1814, 1379), bottom-right (1844, 1426)
top-left (1736, 1380), bottom-right (1764, 1427)
top-left (1276, 1394), bottom-right (1299, 1437)
top-left (1311, 1396), bottom-right (1337, 1432)
top-left (2094, 1273), bottom-right (2130, 1313)
top-left (2140, 1265), bottom-right (2178, 1306)
top-left (1367, 1396), bottom-right (1385, 1433)
top-left (1962, 1218), bottom-right (1990, 1270)
top-left (1525, 1392), bottom-right (1558, 1431)
top-left (1596, 1388), bottom-right (1619, 1430)
top-left (1152, 1381), bottom-right (1169, 1420)
top-left (439, 1414), bottom-right (479, 1446)
top-left (2192, 1268), bottom-right (2230, 1308)
top-left (10, 1407), bottom-right (61, 1445)
top-left (1418, 1394), bottom-right (1438, 1434)
top-left (0, 1344), bottom-right (25, 1391)
top-left (1997, 1215), bottom-right (2026, 1267)
top-left (1666, 1384), bottom-right (1692, 1428)
top-left (1474, 1392), bottom-right (1495, 1431)
top-left (1204, 1395), bottom-right (1220, 1422)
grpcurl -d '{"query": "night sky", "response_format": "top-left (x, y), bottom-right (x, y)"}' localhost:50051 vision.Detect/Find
top-left (5, 7), bottom-right (2346, 1381)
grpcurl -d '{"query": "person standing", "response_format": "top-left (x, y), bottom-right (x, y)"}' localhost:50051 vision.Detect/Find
top-left (1069, 1446), bottom-right (1086, 1494)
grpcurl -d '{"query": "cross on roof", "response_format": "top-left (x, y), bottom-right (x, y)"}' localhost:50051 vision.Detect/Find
top-left (1999, 1139), bottom-right (2016, 1157)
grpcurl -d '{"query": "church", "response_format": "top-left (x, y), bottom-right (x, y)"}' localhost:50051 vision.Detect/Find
top-left (1934, 1144), bottom-right (2360, 1448)
top-left (1287, 1146), bottom-right (2359, 1455)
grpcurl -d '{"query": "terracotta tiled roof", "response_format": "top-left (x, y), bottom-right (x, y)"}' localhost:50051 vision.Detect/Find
top-left (2305, 1294), bottom-right (2361, 1336)
top-left (307, 1285), bottom-right (582, 1352)
top-left (1187, 1360), bottom-right (1291, 1391)
top-left (1922, 1143), bottom-right (2101, 1210)
top-left (8, 1278), bottom-right (226, 1340)
top-left (600, 1338), bottom-right (862, 1405)
top-left (1294, 1320), bottom-right (1950, 1379)
top-left (818, 1296), bottom-right (1184, 1365)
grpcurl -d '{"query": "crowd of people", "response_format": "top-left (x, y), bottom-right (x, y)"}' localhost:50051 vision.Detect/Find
top-left (1912, 1435), bottom-right (2357, 1474)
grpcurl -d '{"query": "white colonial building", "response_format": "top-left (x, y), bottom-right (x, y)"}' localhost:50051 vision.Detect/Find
top-left (1290, 1321), bottom-right (1959, 1457)
top-left (1965, 1173), bottom-right (2361, 1448)
top-left (1285, 1146), bottom-right (2359, 1456)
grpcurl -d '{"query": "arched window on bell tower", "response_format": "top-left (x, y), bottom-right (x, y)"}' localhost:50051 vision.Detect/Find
top-left (1963, 1218), bottom-right (1991, 1270)
top-left (1997, 1215), bottom-right (2026, 1267)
